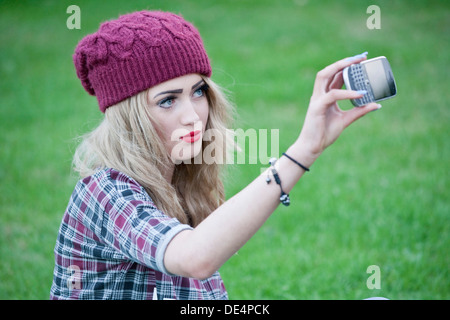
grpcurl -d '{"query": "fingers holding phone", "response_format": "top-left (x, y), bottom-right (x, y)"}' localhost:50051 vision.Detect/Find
top-left (312, 52), bottom-right (368, 98)
top-left (343, 56), bottom-right (397, 107)
top-left (298, 54), bottom-right (391, 158)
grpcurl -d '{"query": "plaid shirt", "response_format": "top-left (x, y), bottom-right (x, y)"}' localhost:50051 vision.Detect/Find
top-left (50, 168), bottom-right (228, 300)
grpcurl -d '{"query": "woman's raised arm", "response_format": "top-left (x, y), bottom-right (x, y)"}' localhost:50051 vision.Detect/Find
top-left (164, 54), bottom-right (381, 280)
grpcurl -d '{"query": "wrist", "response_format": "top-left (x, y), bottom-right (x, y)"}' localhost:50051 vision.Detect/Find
top-left (286, 138), bottom-right (320, 169)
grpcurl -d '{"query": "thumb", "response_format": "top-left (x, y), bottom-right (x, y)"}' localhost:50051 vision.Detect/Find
top-left (343, 103), bottom-right (382, 128)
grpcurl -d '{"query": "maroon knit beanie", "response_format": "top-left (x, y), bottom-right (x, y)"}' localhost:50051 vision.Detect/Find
top-left (73, 11), bottom-right (212, 112)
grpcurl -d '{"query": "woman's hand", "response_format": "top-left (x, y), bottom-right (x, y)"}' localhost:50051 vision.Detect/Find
top-left (164, 54), bottom-right (382, 280)
top-left (295, 54), bottom-right (381, 164)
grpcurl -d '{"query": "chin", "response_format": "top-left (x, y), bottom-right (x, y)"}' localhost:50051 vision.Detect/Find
top-left (170, 141), bottom-right (203, 164)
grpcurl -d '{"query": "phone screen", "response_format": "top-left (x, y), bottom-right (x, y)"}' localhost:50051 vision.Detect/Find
top-left (363, 60), bottom-right (392, 100)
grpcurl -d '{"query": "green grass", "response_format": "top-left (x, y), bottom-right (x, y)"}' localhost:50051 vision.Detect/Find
top-left (0, 0), bottom-right (448, 299)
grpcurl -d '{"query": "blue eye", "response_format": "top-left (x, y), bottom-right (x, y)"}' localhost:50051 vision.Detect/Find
top-left (193, 84), bottom-right (209, 98)
top-left (158, 96), bottom-right (175, 109)
top-left (193, 88), bottom-right (204, 98)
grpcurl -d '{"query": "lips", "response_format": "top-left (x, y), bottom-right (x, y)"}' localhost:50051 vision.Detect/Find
top-left (180, 130), bottom-right (201, 143)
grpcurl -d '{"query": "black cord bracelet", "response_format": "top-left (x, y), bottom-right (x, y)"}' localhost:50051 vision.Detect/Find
top-left (282, 152), bottom-right (310, 172)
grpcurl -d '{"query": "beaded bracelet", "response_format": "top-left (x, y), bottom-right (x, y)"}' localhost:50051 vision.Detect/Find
top-left (266, 157), bottom-right (290, 206)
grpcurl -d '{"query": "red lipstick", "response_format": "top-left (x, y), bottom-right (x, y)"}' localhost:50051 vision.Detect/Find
top-left (181, 130), bottom-right (201, 143)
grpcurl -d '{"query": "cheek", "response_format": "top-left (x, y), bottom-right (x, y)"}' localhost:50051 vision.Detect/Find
top-left (199, 101), bottom-right (210, 130)
top-left (161, 124), bottom-right (179, 150)
top-left (151, 117), bottom-right (177, 151)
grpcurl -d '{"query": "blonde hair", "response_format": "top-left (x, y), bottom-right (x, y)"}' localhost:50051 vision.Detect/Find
top-left (73, 77), bottom-right (235, 227)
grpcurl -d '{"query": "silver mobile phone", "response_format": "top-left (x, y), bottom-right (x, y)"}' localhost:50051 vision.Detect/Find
top-left (343, 56), bottom-right (397, 107)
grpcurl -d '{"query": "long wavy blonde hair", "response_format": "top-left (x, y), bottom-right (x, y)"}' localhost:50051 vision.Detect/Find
top-left (73, 77), bottom-right (235, 227)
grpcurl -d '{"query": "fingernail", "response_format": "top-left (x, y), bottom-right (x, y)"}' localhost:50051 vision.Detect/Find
top-left (357, 90), bottom-right (367, 95)
top-left (370, 104), bottom-right (382, 112)
top-left (346, 51), bottom-right (368, 61)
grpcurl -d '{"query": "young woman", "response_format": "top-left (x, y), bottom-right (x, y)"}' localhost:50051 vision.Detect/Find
top-left (50, 10), bottom-right (380, 300)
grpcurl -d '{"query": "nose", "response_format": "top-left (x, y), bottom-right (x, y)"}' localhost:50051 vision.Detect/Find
top-left (180, 99), bottom-right (201, 126)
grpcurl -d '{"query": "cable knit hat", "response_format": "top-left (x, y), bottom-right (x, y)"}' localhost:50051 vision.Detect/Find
top-left (73, 11), bottom-right (212, 112)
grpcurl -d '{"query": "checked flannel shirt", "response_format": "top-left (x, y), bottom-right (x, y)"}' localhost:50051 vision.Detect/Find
top-left (50, 168), bottom-right (228, 300)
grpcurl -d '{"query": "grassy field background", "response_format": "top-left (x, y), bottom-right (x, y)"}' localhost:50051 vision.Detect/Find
top-left (0, 0), bottom-right (448, 299)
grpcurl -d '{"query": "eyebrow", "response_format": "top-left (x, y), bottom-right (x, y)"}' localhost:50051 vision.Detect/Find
top-left (153, 79), bottom-right (205, 99)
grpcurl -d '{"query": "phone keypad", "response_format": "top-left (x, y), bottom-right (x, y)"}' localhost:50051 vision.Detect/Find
top-left (350, 64), bottom-right (375, 105)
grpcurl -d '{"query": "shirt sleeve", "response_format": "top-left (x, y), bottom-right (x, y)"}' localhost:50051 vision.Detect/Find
top-left (86, 169), bottom-right (192, 275)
